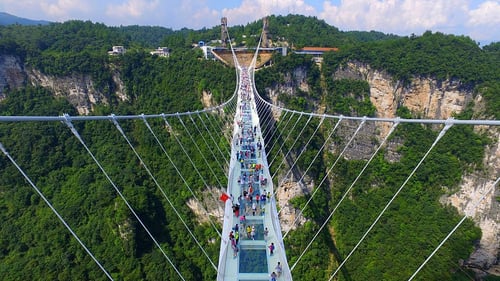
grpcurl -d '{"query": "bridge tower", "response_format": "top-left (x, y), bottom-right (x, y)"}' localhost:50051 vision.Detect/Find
top-left (262, 17), bottom-right (271, 48)
top-left (221, 17), bottom-right (228, 48)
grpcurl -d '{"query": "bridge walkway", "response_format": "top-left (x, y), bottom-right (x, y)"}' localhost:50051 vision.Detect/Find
top-left (217, 67), bottom-right (292, 281)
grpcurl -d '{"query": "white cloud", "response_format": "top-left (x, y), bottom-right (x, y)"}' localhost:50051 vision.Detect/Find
top-left (1, 0), bottom-right (90, 21)
top-left (106, 0), bottom-right (160, 19)
top-left (466, 1), bottom-right (500, 42)
top-left (40, 0), bottom-right (90, 18)
top-left (321, 0), bottom-right (468, 35)
top-left (468, 0), bottom-right (500, 26)
top-left (222, 0), bottom-right (317, 27)
top-left (190, 6), bottom-right (220, 28)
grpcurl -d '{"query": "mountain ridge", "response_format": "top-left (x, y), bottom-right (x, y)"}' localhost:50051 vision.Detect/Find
top-left (0, 12), bottom-right (51, 26)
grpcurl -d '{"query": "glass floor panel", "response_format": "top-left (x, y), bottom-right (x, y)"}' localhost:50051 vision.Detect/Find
top-left (239, 249), bottom-right (267, 273)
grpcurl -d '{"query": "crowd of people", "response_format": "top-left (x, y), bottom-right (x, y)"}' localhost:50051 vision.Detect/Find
top-left (232, 69), bottom-right (270, 215)
top-left (227, 68), bottom-right (283, 280)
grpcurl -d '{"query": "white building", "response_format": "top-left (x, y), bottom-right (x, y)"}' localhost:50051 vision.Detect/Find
top-left (108, 46), bottom-right (126, 55)
top-left (150, 47), bottom-right (171, 57)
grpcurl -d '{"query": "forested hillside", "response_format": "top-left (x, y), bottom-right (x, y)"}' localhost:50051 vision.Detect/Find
top-left (0, 15), bottom-right (499, 280)
top-left (0, 20), bottom-right (236, 280)
top-left (254, 16), bottom-right (499, 281)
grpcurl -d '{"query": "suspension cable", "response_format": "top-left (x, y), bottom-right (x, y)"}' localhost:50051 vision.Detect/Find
top-left (197, 113), bottom-right (231, 158)
top-left (1, 111), bottom-right (498, 127)
top-left (290, 120), bottom-right (399, 270)
top-left (266, 111), bottom-right (296, 154)
top-left (290, 118), bottom-right (367, 271)
top-left (177, 115), bottom-right (224, 190)
top-left (328, 119), bottom-right (454, 280)
top-left (276, 114), bottom-right (325, 184)
top-left (177, 114), bottom-right (227, 178)
top-left (260, 104), bottom-right (281, 140)
top-left (161, 116), bottom-right (222, 237)
top-left (280, 117), bottom-right (343, 227)
top-left (279, 116), bottom-right (342, 212)
top-left (110, 115), bottom-right (221, 239)
top-left (141, 116), bottom-right (217, 271)
top-left (269, 112), bottom-right (304, 167)
top-left (202, 111), bottom-right (232, 158)
top-left (263, 110), bottom-right (289, 147)
top-left (408, 176), bottom-right (500, 280)
top-left (187, 114), bottom-right (229, 169)
top-left (62, 114), bottom-right (186, 280)
top-left (0, 141), bottom-right (114, 281)
top-left (189, 114), bottom-right (229, 167)
top-left (256, 102), bottom-right (274, 137)
top-left (271, 114), bottom-right (315, 179)
top-left (289, 117), bottom-right (367, 225)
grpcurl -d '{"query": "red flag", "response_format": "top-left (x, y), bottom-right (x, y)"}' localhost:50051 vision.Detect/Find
top-left (220, 193), bottom-right (230, 202)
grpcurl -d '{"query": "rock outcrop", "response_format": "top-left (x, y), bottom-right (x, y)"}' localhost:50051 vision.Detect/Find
top-left (263, 60), bottom-right (499, 276)
top-left (334, 62), bottom-right (499, 275)
top-left (0, 55), bottom-right (26, 100)
top-left (187, 186), bottom-right (226, 225)
top-left (27, 69), bottom-right (108, 115)
top-left (443, 127), bottom-right (500, 276)
top-left (335, 61), bottom-right (473, 120)
top-left (0, 54), bottom-right (127, 115)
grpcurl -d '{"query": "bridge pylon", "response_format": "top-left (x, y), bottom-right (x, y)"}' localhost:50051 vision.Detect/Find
top-left (221, 17), bottom-right (228, 48)
top-left (262, 17), bottom-right (271, 48)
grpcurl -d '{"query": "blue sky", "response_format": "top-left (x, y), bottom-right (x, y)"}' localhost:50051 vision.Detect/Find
top-left (1, 0), bottom-right (499, 45)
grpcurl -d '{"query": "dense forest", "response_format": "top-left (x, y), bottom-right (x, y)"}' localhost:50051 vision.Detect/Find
top-left (0, 14), bottom-right (499, 280)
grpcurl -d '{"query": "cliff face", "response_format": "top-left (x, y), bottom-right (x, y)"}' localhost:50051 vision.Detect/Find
top-left (0, 55), bottom-right (26, 100)
top-left (27, 69), bottom-right (108, 115)
top-left (0, 55), bottom-right (127, 115)
top-left (334, 61), bottom-right (499, 275)
top-left (267, 66), bottom-right (310, 107)
top-left (263, 61), bottom-right (499, 275)
top-left (443, 128), bottom-right (500, 276)
top-left (335, 61), bottom-right (474, 120)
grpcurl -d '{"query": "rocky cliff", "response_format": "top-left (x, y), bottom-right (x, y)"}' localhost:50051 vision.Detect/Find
top-left (0, 55), bottom-right (26, 100)
top-left (444, 128), bottom-right (500, 277)
top-left (263, 60), bottom-right (499, 276)
top-left (0, 55), bottom-right (127, 115)
top-left (335, 61), bottom-right (499, 275)
top-left (335, 61), bottom-right (474, 120)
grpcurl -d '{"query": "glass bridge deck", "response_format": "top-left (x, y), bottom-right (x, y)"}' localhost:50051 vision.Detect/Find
top-left (217, 68), bottom-right (292, 281)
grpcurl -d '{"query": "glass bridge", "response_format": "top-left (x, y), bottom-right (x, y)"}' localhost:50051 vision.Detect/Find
top-left (216, 66), bottom-right (292, 281)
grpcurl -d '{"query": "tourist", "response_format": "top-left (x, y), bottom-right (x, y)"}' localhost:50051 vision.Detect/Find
top-left (275, 262), bottom-right (282, 277)
top-left (246, 225), bottom-right (251, 239)
top-left (260, 193), bottom-right (266, 205)
top-left (232, 244), bottom-right (238, 258)
top-left (269, 242), bottom-right (275, 255)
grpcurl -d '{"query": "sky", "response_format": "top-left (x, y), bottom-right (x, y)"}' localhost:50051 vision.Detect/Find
top-left (1, 0), bottom-right (499, 45)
